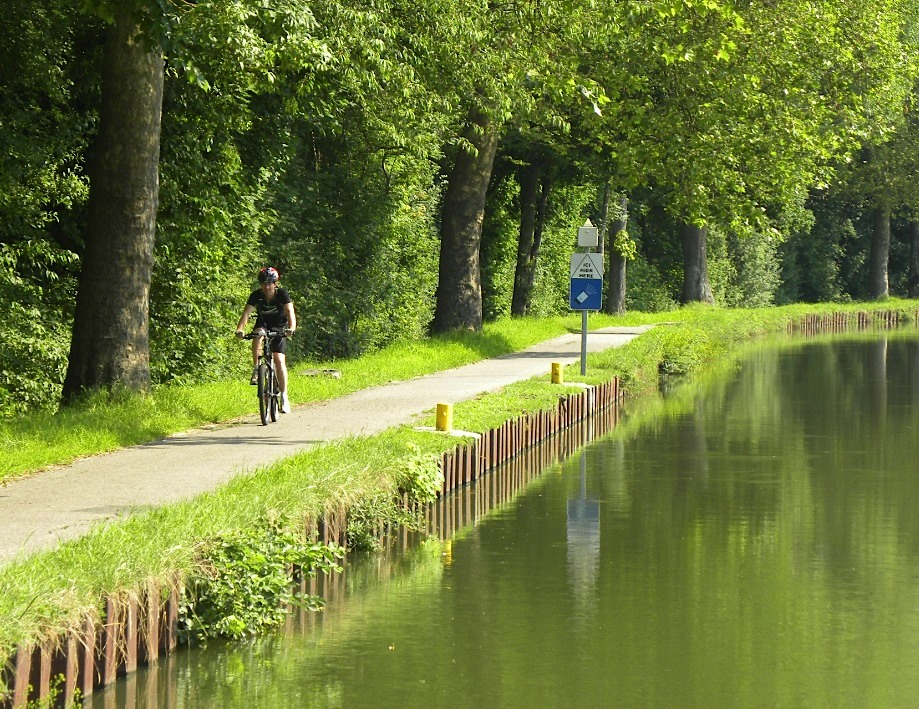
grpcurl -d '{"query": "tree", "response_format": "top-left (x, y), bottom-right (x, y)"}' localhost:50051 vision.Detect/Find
top-left (62, 7), bottom-right (164, 401)
top-left (0, 1), bottom-right (96, 413)
top-left (62, 0), bottom-right (350, 399)
top-left (602, 190), bottom-right (630, 316)
top-left (869, 203), bottom-right (892, 299)
top-left (429, 0), bottom-right (612, 332)
top-left (680, 224), bottom-right (715, 305)
top-left (510, 157), bottom-right (552, 317)
top-left (581, 0), bottom-right (913, 304)
top-left (909, 219), bottom-right (919, 298)
top-left (432, 109), bottom-right (499, 332)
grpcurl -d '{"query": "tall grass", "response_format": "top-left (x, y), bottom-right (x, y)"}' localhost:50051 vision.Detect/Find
top-left (427, 301), bottom-right (919, 432)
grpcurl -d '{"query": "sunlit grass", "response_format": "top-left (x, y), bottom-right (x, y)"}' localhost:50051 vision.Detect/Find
top-left (434, 300), bottom-right (919, 432)
top-left (2, 304), bottom-right (914, 482)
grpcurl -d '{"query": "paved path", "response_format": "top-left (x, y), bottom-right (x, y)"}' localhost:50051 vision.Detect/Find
top-left (0, 326), bottom-right (650, 563)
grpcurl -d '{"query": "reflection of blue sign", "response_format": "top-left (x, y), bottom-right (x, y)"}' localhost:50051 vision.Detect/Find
top-left (570, 278), bottom-right (603, 310)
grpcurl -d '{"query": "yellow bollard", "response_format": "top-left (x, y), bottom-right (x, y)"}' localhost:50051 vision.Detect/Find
top-left (551, 362), bottom-right (563, 384)
top-left (436, 402), bottom-right (453, 432)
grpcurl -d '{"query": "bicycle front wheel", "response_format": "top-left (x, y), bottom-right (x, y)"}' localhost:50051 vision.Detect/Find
top-left (257, 363), bottom-right (269, 425)
top-left (269, 371), bottom-right (278, 422)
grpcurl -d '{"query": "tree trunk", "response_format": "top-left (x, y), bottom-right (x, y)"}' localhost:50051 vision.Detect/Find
top-left (62, 11), bottom-right (164, 402)
top-left (605, 194), bottom-right (628, 315)
top-left (511, 162), bottom-right (550, 317)
top-left (680, 222), bottom-right (714, 304)
top-left (908, 219), bottom-right (919, 299)
top-left (868, 204), bottom-right (890, 300)
top-left (431, 109), bottom-right (499, 333)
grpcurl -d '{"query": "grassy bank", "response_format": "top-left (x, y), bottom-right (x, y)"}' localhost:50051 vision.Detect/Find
top-left (1, 300), bottom-right (917, 685)
top-left (435, 301), bottom-right (918, 433)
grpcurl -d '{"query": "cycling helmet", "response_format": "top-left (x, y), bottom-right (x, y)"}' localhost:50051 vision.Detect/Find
top-left (257, 267), bottom-right (279, 284)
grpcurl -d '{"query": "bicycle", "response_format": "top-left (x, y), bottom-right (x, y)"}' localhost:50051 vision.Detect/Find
top-left (243, 328), bottom-right (288, 425)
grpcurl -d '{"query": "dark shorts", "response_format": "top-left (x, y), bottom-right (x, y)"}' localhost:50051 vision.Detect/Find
top-left (268, 334), bottom-right (287, 355)
top-left (255, 325), bottom-right (288, 355)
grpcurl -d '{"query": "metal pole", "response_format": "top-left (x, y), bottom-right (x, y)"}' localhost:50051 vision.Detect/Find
top-left (581, 310), bottom-right (588, 375)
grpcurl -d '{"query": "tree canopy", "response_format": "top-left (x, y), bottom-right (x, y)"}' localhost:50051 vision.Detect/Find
top-left (1, 0), bottom-right (917, 414)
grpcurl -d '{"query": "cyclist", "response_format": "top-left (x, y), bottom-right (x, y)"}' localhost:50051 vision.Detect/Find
top-left (235, 266), bottom-right (297, 414)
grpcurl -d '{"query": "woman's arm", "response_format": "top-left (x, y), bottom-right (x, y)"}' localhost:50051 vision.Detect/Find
top-left (235, 304), bottom-right (256, 335)
top-left (283, 301), bottom-right (296, 333)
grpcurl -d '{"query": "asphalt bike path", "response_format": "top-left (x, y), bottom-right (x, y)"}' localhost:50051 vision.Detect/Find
top-left (0, 326), bottom-right (650, 563)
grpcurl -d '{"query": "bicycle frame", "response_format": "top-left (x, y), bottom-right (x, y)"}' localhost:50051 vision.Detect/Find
top-left (245, 328), bottom-right (285, 425)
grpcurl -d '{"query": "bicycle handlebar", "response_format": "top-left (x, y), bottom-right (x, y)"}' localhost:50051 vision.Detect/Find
top-left (240, 328), bottom-right (290, 340)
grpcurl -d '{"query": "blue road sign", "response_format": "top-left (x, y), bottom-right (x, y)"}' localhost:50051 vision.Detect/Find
top-left (569, 277), bottom-right (603, 310)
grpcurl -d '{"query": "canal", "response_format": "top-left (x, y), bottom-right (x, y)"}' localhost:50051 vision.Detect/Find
top-left (93, 332), bottom-right (919, 707)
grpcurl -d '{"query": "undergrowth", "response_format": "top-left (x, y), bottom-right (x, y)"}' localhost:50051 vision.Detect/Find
top-left (179, 514), bottom-right (343, 643)
top-left (347, 444), bottom-right (443, 551)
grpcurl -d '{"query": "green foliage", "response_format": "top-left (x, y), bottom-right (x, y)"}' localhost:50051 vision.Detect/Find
top-left (481, 172), bottom-right (521, 320)
top-left (24, 673), bottom-right (74, 708)
top-left (346, 492), bottom-right (412, 552)
top-left (269, 137), bottom-right (441, 358)
top-left (655, 319), bottom-right (720, 378)
top-left (0, 1), bottom-right (97, 415)
top-left (396, 444), bottom-right (444, 505)
top-left (150, 81), bottom-right (267, 384)
top-left (528, 183), bottom-right (595, 317)
top-left (612, 228), bottom-right (638, 261)
top-left (482, 173), bottom-right (594, 320)
top-left (348, 444), bottom-right (442, 551)
top-left (724, 230), bottom-right (782, 308)
top-left (0, 243), bottom-right (77, 416)
top-left (179, 515), bottom-right (343, 643)
top-left (778, 215), bottom-right (850, 304)
top-left (773, 187), bottom-right (919, 304)
top-left (625, 256), bottom-right (679, 313)
top-left (705, 226), bottom-right (782, 308)
top-left (0, 2), bottom-right (96, 245)
top-left (1, 0), bottom-right (918, 408)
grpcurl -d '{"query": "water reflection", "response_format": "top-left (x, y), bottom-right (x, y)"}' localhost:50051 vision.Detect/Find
top-left (566, 452), bottom-right (600, 621)
top-left (92, 332), bottom-right (919, 708)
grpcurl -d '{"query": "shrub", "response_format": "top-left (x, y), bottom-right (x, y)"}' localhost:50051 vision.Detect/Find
top-left (179, 515), bottom-right (343, 643)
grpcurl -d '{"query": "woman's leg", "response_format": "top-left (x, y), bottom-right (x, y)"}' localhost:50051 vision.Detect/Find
top-left (273, 351), bottom-right (290, 411)
top-left (249, 336), bottom-right (262, 384)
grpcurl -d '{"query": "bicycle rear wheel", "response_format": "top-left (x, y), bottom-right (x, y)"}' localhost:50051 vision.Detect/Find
top-left (257, 363), bottom-right (269, 425)
top-left (269, 371), bottom-right (279, 422)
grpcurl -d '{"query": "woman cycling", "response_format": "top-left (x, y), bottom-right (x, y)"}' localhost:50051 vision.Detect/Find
top-left (235, 267), bottom-right (297, 414)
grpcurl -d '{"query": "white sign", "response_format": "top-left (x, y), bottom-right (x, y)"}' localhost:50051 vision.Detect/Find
top-left (570, 252), bottom-right (604, 280)
top-left (577, 219), bottom-right (599, 248)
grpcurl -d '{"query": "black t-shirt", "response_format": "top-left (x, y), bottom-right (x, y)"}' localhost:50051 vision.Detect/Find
top-left (247, 288), bottom-right (292, 330)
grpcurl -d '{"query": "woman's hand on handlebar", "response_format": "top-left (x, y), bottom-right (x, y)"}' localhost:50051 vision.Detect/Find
top-left (239, 328), bottom-right (268, 340)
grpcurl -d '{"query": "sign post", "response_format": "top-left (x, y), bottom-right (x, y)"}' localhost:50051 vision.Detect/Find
top-left (569, 220), bottom-right (602, 375)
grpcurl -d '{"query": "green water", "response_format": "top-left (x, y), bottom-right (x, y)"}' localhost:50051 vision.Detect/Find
top-left (95, 334), bottom-right (919, 708)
